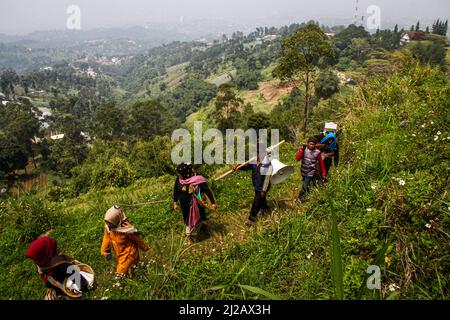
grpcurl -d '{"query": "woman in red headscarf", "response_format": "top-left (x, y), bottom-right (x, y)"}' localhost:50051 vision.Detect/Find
top-left (25, 236), bottom-right (90, 300)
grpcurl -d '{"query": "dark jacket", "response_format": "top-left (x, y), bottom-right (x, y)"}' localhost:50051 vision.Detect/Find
top-left (239, 163), bottom-right (271, 193)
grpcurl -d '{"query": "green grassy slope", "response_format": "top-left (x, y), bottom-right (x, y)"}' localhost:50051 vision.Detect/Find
top-left (0, 61), bottom-right (448, 300)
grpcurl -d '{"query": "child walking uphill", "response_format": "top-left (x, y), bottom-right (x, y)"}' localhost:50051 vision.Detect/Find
top-left (101, 204), bottom-right (149, 280)
top-left (295, 137), bottom-right (326, 204)
top-left (173, 163), bottom-right (217, 241)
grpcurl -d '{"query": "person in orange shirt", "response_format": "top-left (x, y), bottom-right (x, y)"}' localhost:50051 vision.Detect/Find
top-left (100, 204), bottom-right (149, 279)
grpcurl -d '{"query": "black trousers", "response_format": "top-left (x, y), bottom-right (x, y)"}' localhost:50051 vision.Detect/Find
top-left (324, 157), bottom-right (333, 176)
top-left (248, 191), bottom-right (269, 221)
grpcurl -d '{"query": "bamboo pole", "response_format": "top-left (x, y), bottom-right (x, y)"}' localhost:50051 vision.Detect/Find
top-left (214, 140), bottom-right (285, 181)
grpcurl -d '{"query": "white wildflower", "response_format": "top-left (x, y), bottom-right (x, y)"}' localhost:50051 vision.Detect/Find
top-left (436, 131), bottom-right (441, 135)
top-left (421, 124), bottom-right (426, 128)
top-left (398, 179), bottom-right (406, 186)
top-left (366, 208), bottom-right (373, 213)
top-left (425, 224), bottom-right (431, 229)
top-left (388, 283), bottom-right (400, 292)
top-left (307, 252), bottom-right (314, 259)
top-left (101, 296), bottom-right (109, 300)
top-left (412, 134), bottom-right (416, 137)
top-left (434, 136), bottom-right (438, 141)
top-left (371, 184), bottom-right (377, 190)
top-left (430, 121), bottom-right (434, 125)
top-left (260, 272), bottom-right (264, 275)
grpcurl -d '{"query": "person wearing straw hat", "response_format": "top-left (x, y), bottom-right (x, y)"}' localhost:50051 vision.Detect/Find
top-left (25, 236), bottom-right (94, 300)
top-left (101, 204), bottom-right (150, 280)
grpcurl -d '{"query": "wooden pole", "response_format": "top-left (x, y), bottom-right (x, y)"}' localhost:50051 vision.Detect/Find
top-left (214, 140), bottom-right (285, 181)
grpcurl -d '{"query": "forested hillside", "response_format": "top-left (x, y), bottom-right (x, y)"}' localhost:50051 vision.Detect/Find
top-left (0, 20), bottom-right (448, 300)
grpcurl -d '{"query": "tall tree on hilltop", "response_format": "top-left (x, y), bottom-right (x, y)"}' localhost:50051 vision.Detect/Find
top-left (273, 23), bottom-right (334, 131)
top-left (212, 83), bottom-right (245, 132)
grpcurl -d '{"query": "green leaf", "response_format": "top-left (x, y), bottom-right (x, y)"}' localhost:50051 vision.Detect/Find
top-left (206, 285), bottom-right (227, 291)
top-left (387, 292), bottom-right (400, 300)
top-left (238, 284), bottom-right (282, 300)
top-left (330, 211), bottom-right (344, 300)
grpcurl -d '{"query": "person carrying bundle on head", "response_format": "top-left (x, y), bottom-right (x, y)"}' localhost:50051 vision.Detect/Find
top-left (25, 236), bottom-right (94, 300)
top-left (172, 163), bottom-right (217, 241)
top-left (101, 204), bottom-right (150, 280)
top-left (295, 137), bottom-right (326, 205)
top-left (320, 132), bottom-right (339, 176)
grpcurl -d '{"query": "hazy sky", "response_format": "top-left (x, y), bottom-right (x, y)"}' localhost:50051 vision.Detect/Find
top-left (0, 0), bottom-right (449, 35)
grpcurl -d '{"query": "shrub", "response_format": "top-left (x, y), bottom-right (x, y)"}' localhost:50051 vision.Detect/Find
top-left (5, 194), bottom-right (60, 243)
top-left (92, 157), bottom-right (135, 189)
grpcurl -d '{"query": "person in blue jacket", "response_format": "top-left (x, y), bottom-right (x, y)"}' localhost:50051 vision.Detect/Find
top-left (320, 132), bottom-right (339, 176)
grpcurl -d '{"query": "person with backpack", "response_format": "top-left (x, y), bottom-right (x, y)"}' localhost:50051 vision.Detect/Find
top-left (295, 137), bottom-right (326, 204)
top-left (25, 236), bottom-right (94, 300)
top-left (172, 163), bottom-right (217, 241)
top-left (101, 204), bottom-right (150, 280)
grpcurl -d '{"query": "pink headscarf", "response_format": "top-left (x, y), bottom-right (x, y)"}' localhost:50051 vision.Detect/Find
top-left (178, 175), bottom-right (207, 186)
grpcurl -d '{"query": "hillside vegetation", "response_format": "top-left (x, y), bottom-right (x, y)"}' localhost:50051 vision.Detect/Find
top-left (1, 57), bottom-right (448, 299)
